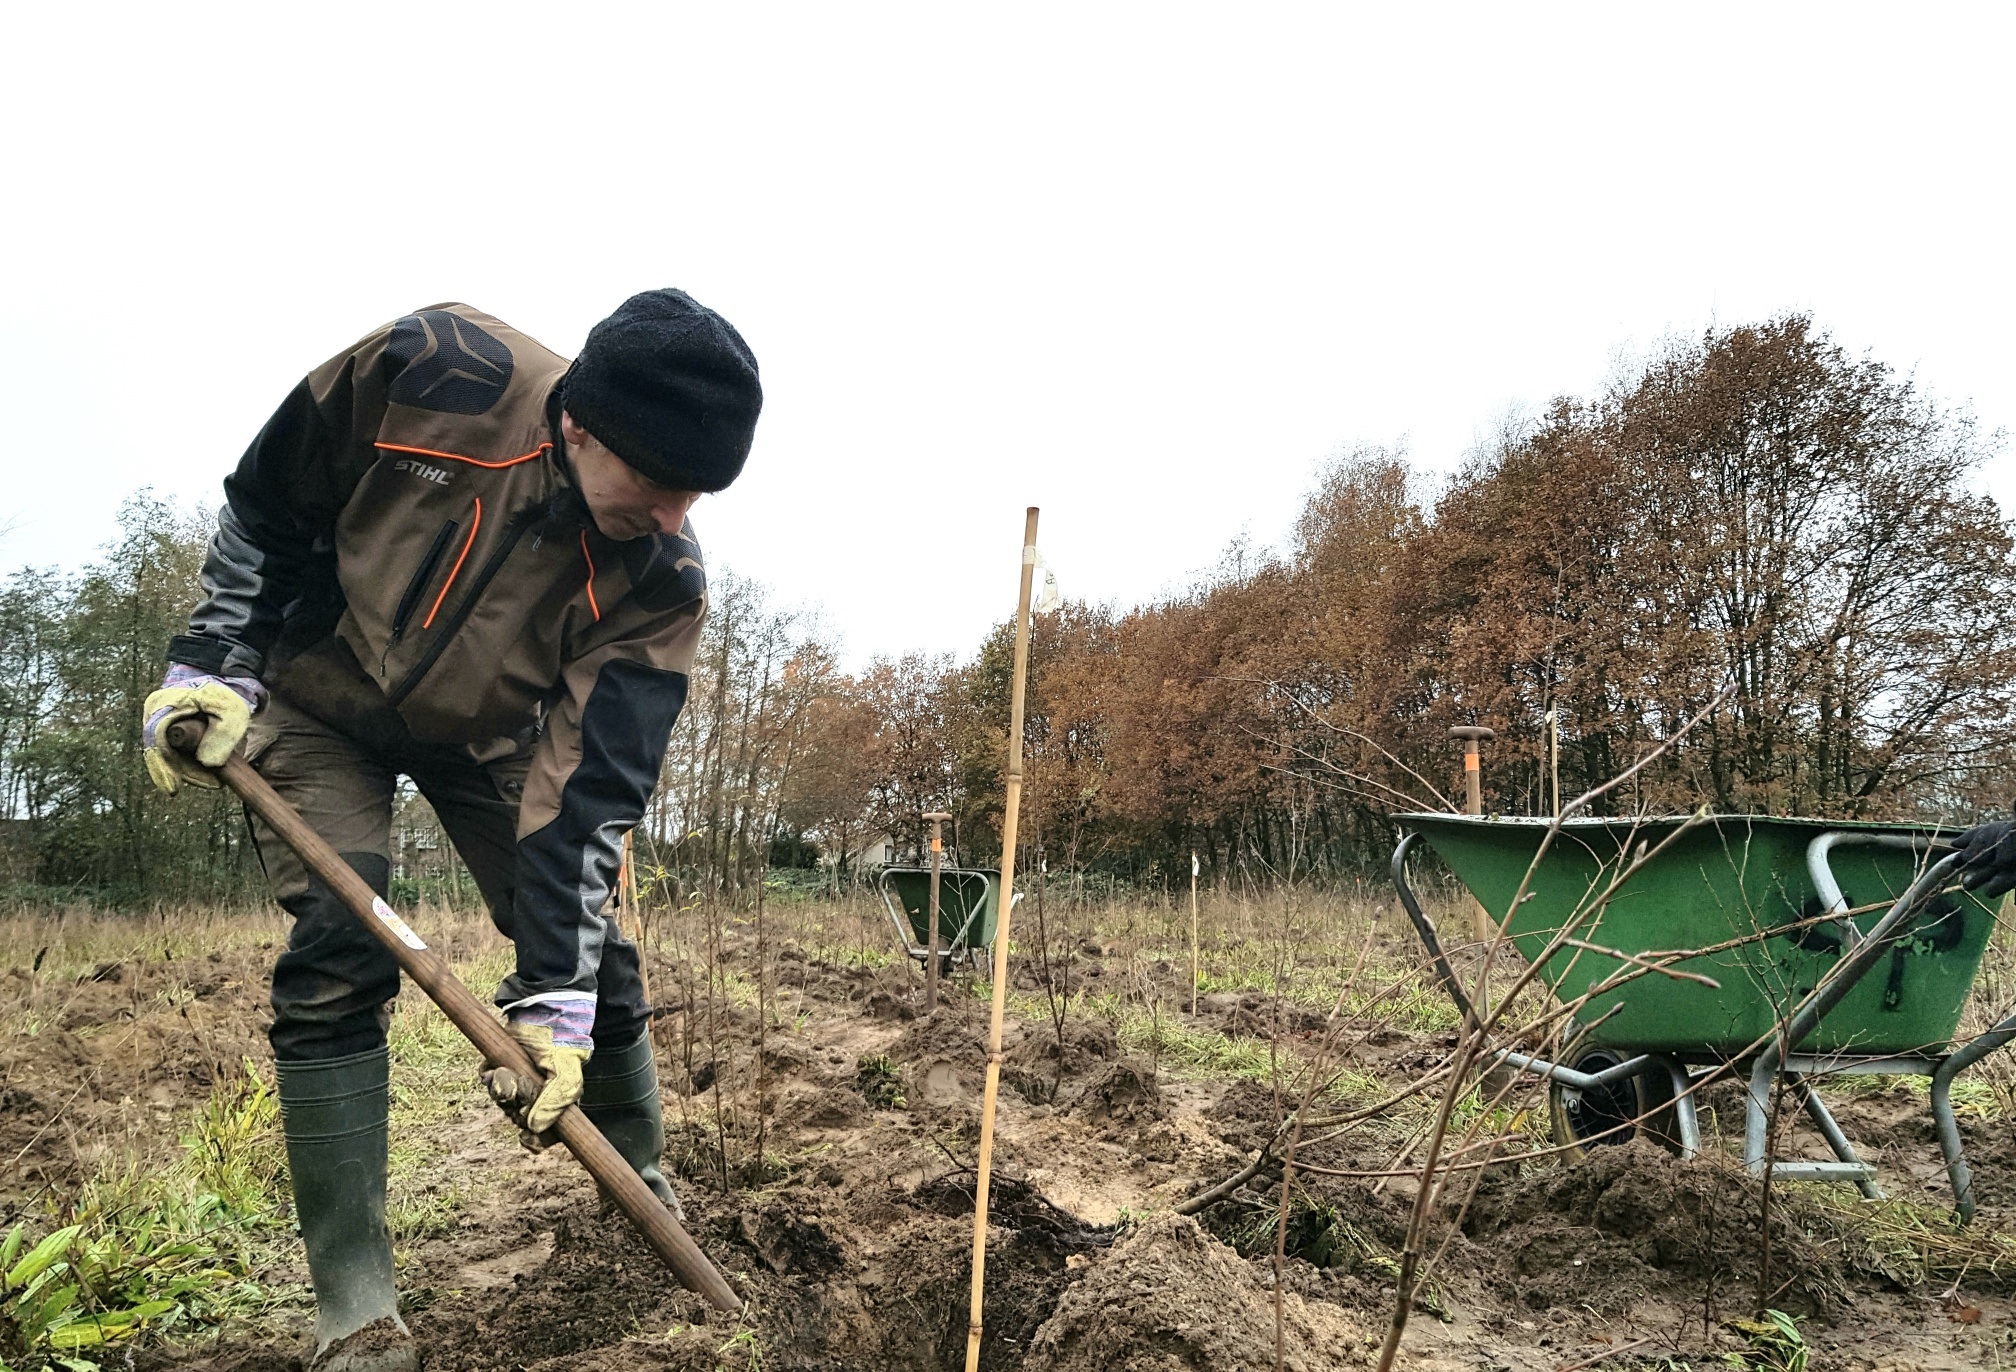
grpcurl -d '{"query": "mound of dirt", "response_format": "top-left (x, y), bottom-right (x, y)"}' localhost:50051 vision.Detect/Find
top-left (887, 998), bottom-right (1019, 1109)
top-left (738, 1204), bottom-right (846, 1276)
top-left (1010, 1016), bottom-right (1119, 1072)
top-left (1459, 1141), bottom-right (1860, 1315)
top-left (1023, 1214), bottom-right (1365, 1372)
top-left (2, 944), bottom-right (274, 1204)
top-left (911, 1171), bottom-right (1105, 1242)
top-left (1204, 1079), bottom-right (1281, 1148)
top-left (1001, 1017), bottom-right (1125, 1106)
top-left (1065, 1058), bottom-right (1165, 1126)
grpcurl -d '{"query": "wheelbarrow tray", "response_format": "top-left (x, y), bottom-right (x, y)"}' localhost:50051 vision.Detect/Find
top-left (1397, 813), bottom-right (1992, 1056)
top-left (878, 867), bottom-right (1001, 958)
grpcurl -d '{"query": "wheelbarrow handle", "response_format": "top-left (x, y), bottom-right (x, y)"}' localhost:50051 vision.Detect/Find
top-left (1391, 831), bottom-right (1476, 1027)
top-left (166, 717), bottom-right (741, 1312)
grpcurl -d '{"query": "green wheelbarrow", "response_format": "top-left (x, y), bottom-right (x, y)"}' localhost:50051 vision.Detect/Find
top-left (876, 867), bottom-right (1012, 976)
top-left (1391, 813), bottom-right (2016, 1219)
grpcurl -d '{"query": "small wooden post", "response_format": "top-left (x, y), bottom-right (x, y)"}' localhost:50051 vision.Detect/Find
top-left (923, 811), bottom-right (952, 1012)
top-left (1449, 726), bottom-right (1496, 945)
top-left (965, 508), bottom-right (1039, 1372)
top-left (1546, 708), bottom-right (1561, 818)
top-left (1189, 850), bottom-right (1200, 1015)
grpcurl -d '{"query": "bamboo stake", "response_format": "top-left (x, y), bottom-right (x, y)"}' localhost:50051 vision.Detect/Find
top-left (620, 829), bottom-right (651, 1010)
top-left (964, 506), bottom-right (1040, 1372)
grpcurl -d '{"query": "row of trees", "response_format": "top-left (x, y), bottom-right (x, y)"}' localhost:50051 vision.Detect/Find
top-left (0, 497), bottom-right (256, 900)
top-left (5, 315), bottom-right (2013, 904)
top-left (992, 316), bottom-right (2016, 880)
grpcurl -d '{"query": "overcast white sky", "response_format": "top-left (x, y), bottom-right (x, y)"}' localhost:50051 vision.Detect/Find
top-left (4, 5), bottom-right (2012, 666)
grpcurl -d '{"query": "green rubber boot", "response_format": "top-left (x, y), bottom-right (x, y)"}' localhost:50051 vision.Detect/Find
top-left (580, 1032), bottom-right (683, 1218)
top-left (276, 1048), bottom-right (417, 1372)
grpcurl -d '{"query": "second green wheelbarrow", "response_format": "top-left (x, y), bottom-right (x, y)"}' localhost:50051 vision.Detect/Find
top-left (876, 866), bottom-right (1012, 975)
top-left (1392, 813), bottom-right (2016, 1219)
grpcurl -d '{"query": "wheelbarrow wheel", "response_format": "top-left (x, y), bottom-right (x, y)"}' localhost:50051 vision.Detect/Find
top-left (1548, 1049), bottom-right (1684, 1158)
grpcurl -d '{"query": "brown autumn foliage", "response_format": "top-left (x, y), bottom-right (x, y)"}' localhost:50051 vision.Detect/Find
top-left (881, 314), bottom-right (2016, 884)
top-left (649, 314), bottom-right (2016, 892)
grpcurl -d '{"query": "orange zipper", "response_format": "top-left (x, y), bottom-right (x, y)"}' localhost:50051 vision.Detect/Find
top-left (422, 497), bottom-right (481, 629)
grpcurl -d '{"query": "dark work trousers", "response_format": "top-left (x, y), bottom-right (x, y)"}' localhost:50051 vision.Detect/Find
top-left (245, 691), bottom-right (650, 1062)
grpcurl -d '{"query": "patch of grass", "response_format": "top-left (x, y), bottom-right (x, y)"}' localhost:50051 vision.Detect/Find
top-left (808, 943), bottom-right (893, 971)
top-left (182, 1062), bottom-right (288, 1217)
top-left (1, 1062), bottom-right (292, 1371)
top-left (855, 1055), bottom-right (906, 1110)
top-left (389, 1181), bottom-right (471, 1246)
top-left (0, 907), bottom-right (287, 983)
top-left (1116, 1012), bottom-right (1276, 1081)
top-left (1815, 1071), bottom-right (2003, 1120)
top-left (382, 942), bottom-right (514, 1253)
top-left (1804, 1188), bottom-right (2016, 1290)
top-left (1341, 971), bottom-right (1464, 1033)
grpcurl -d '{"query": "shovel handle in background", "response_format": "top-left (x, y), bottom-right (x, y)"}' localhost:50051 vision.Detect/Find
top-left (166, 718), bottom-right (742, 1312)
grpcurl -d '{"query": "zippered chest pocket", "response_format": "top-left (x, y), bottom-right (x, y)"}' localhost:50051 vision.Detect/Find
top-left (389, 518), bottom-right (461, 644)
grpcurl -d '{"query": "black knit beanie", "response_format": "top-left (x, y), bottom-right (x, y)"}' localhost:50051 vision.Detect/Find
top-left (561, 289), bottom-right (762, 493)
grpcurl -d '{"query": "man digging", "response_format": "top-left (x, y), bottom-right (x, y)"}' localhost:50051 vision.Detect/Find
top-left (140, 292), bottom-right (761, 1371)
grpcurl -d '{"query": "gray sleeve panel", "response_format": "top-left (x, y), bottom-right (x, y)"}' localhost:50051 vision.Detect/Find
top-left (177, 502), bottom-right (288, 678)
top-left (171, 365), bottom-right (358, 678)
top-left (494, 659), bottom-right (689, 1007)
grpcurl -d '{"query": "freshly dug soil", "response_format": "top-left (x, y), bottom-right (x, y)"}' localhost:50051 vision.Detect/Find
top-left (313, 1318), bottom-right (415, 1371)
top-left (1024, 1214), bottom-right (1366, 1372)
top-left (16, 912), bottom-right (2016, 1372)
top-left (1458, 1141), bottom-right (1855, 1316)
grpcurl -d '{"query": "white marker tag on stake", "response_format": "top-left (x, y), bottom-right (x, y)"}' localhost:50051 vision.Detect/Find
top-left (371, 897), bottom-right (428, 951)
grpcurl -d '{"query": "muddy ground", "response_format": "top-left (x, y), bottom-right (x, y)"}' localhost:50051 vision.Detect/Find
top-left (6, 907), bottom-right (2016, 1371)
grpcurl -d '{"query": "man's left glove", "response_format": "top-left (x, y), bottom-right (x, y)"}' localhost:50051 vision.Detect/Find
top-left (482, 1004), bottom-right (594, 1149)
top-left (142, 664), bottom-right (267, 794)
top-left (1949, 815), bottom-right (2016, 901)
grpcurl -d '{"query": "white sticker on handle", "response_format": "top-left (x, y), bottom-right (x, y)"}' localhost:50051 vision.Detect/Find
top-left (371, 897), bottom-right (428, 951)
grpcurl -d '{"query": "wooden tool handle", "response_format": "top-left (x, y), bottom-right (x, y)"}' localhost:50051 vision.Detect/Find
top-left (167, 718), bottom-right (741, 1311)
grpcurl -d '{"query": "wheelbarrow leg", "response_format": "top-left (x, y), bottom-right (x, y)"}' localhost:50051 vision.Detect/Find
top-left (1931, 1071), bottom-right (1975, 1223)
top-left (1652, 1055), bottom-right (1700, 1160)
top-left (1791, 1073), bottom-right (1883, 1201)
top-left (1746, 1057), bottom-right (1879, 1190)
top-left (1930, 1008), bottom-right (2016, 1223)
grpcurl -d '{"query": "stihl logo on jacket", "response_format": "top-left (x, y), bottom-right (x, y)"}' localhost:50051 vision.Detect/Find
top-left (392, 459), bottom-right (453, 485)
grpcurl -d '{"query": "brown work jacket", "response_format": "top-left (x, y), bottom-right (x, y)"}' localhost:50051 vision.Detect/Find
top-left (171, 304), bottom-right (705, 1003)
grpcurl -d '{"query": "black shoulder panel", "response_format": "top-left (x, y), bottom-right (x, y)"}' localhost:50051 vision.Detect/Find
top-left (385, 309), bottom-right (514, 414)
top-left (619, 528), bottom-right (707, 615)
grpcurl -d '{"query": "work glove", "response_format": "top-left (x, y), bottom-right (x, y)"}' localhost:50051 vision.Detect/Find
top-left (141, 663), bottom-right (267, 794)
top-left (482, 1004), bottom-right (594, 1148)
top-left (1949, 816), bottom-right (2016, 901)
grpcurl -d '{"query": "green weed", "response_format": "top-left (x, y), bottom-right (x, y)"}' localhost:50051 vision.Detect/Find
top-left (717, 1325), bottom-right (764, 1371)
top-left (1722, 1310), bottom-right (1808, 1372)
top-left (855, 1055), bottom-right (906, 1110)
